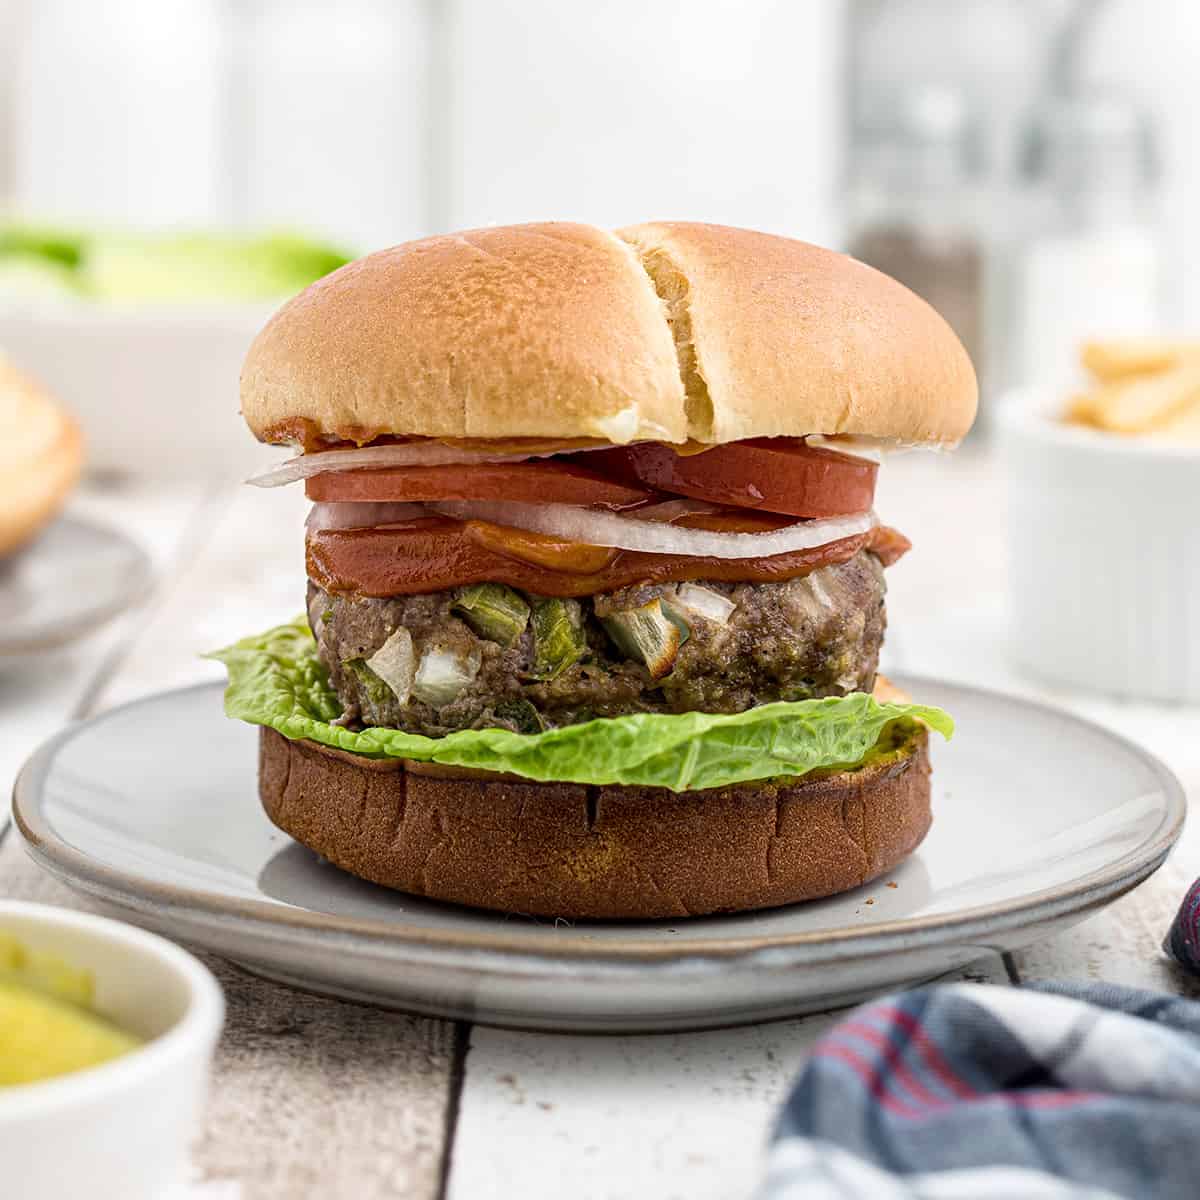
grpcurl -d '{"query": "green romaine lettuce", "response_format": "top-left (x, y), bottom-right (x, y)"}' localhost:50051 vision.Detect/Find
top-left (209, 619), bottom-right (953, 794)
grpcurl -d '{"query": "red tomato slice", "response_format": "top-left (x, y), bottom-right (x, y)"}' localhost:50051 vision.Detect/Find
top-left (585, 439), bottom-right (877, 517)
top-left (305, 461), bottom-right (654, 509)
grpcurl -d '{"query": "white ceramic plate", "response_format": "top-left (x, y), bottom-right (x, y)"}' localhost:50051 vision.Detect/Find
top-left (0, 516), bottom-right (151, 665)
top-left (12, 677), bottom-right (1185, 1032)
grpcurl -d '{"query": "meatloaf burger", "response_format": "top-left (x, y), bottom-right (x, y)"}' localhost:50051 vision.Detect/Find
top-left (214, 220), bottom-right (976, 919)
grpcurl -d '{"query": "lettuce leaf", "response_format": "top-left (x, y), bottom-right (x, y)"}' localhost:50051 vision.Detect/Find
top-left (208, 619), bottom-right (953, 793)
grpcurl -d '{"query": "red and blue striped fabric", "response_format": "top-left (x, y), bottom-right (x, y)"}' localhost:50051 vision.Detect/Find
top-left (759, 982), bottom-right (1200, 1199)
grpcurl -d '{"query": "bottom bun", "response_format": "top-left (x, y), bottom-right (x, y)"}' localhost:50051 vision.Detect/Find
top-left (258, 722), bottom-right (932, 920)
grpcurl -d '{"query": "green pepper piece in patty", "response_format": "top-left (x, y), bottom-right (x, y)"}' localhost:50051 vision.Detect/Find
top-left (493, 698), bottom-right (546, 734)
top-left (528, 598), bottom-right (586, 680)
top-left (343, 657), bottom-right (395, 709)
top-left (451, 584), bottom-right (530, 647)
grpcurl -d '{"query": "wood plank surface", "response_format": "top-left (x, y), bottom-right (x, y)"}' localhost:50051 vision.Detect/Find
top-left (446, 959), bottom-right (1007, 1200)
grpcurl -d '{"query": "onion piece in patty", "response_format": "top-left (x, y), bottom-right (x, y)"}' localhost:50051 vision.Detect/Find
top-left (673, 583), bottom-right (736, 624)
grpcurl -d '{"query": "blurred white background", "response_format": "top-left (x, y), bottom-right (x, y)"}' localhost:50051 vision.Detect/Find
top-left (0, 0), bottom-right (845, 248)
top-left (2, 0), bottom-right (1200, 434)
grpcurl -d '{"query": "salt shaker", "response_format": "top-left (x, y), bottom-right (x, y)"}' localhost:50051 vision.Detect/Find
top-left (847, 85), bottom-right (986, 395)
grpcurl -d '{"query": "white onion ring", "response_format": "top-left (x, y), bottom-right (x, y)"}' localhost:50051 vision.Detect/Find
top-left (426, 500), bottom-right (876, 559)
top-left (248, 441), bottom-right (612, 488)
top-left (250, 436), bottom-right (886, 488)
top-left (306, 501), bottom-right (428, 531)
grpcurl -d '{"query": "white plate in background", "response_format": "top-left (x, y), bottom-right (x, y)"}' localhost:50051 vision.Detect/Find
top-left (0, 516), bottom-right (151, 668)
top-left (13, 676), bottom-right (1185, 1032)
top-left (0, 302), bottom-right (271, 477)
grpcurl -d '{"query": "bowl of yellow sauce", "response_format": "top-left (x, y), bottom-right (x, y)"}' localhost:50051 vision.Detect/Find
top-left (0, 933), bottom-right (143, 1085)
top-left (0, 902), bottom-right (224, 1200)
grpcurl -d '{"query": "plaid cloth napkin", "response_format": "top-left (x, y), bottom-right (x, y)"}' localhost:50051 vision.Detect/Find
top-left (759, 981), bottom-right (1200, 1199)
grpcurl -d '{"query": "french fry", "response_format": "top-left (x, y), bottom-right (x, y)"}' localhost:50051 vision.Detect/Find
top-left (1080, 338), bottom-right (1200, 382)
top-left (1087, 364), bottom-right (1200, 433)
top-left (1065, 384), bottom-right (1119, 427)
top-left (1145, 399), bottom-right (1200, 446)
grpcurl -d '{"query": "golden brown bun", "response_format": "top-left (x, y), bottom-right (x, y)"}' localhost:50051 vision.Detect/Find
top-left (242, 223), bottom-right (687, 447)
top-left (0, 357), bottom-right (84, 557)
top-left (257, 721), bottom-right (931, 920)
top-left (242, 221), bottom-right (977, 448)
top-left (620, 222), bottom-right (978, 445)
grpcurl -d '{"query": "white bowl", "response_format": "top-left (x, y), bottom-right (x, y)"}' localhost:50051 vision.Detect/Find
top-left (0, 300), bottom-right (273, 477)
top-left (997, 388), bottom-right (1200, 703)
top-left (0, 901), bottom-right (224, 1200)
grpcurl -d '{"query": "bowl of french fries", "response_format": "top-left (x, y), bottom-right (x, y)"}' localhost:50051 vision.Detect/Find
top-left (998, 338), bottom-right (1200, 704)
top-left (1067, 339), bottom-right (1200, 444)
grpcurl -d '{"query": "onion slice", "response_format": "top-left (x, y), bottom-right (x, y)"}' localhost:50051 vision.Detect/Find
top-left (306, 501), bottom-right (428, 531)
top-left (427, 500), bottom-right (876, 560)
top-left (249, 441), bottom-right (612, 488)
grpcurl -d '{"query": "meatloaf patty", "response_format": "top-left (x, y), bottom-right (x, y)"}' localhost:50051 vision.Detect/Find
top-left (308, 549), bottom-right (887, 736)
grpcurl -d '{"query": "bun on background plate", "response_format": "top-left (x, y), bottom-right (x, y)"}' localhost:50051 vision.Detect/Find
top-left (0, 356), bottom-right (83, 557)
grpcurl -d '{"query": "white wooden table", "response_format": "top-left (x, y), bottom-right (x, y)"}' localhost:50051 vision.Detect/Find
top-left (2, 444), bottom-right (1196, 1199)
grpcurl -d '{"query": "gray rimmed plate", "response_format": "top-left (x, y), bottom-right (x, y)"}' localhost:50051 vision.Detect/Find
top-left (12, 677), bottom-right (1185, 1032)
top-left (0, 516), bottom-right (152, 667)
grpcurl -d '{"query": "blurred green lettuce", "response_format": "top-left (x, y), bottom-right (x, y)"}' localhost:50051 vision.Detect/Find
top-left (0, 223), bottom-right (351, 302)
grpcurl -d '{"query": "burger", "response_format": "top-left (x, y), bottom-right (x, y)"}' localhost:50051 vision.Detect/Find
top-left (213, 221), bottom-right (976, 919)
top-left (0, 355), bottom-right (83, 558)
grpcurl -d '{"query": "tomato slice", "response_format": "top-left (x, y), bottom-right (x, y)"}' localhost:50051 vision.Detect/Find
top-left (305, 461), bottom-right (654, 509)
top-left (585, 439), bottom-right (877, 517)
top-left (306, 520), bottom-right (907, 598)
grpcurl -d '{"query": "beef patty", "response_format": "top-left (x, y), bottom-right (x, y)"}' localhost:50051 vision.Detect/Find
top-left (308, 549), bottom-right (888, 736)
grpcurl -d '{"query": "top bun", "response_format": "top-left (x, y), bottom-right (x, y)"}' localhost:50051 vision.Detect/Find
top-left (241, 221), bottom-right (977, 448)
top-left (0, 356), bottom-right (83, 557)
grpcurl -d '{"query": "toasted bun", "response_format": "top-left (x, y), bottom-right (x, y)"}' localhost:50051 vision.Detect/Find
top-left (257, 720), bottom-right (931, 921)
top-left (0, 357), bottom-right (83, 557)
top-left (242, 221), bottom-right (977, 449)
